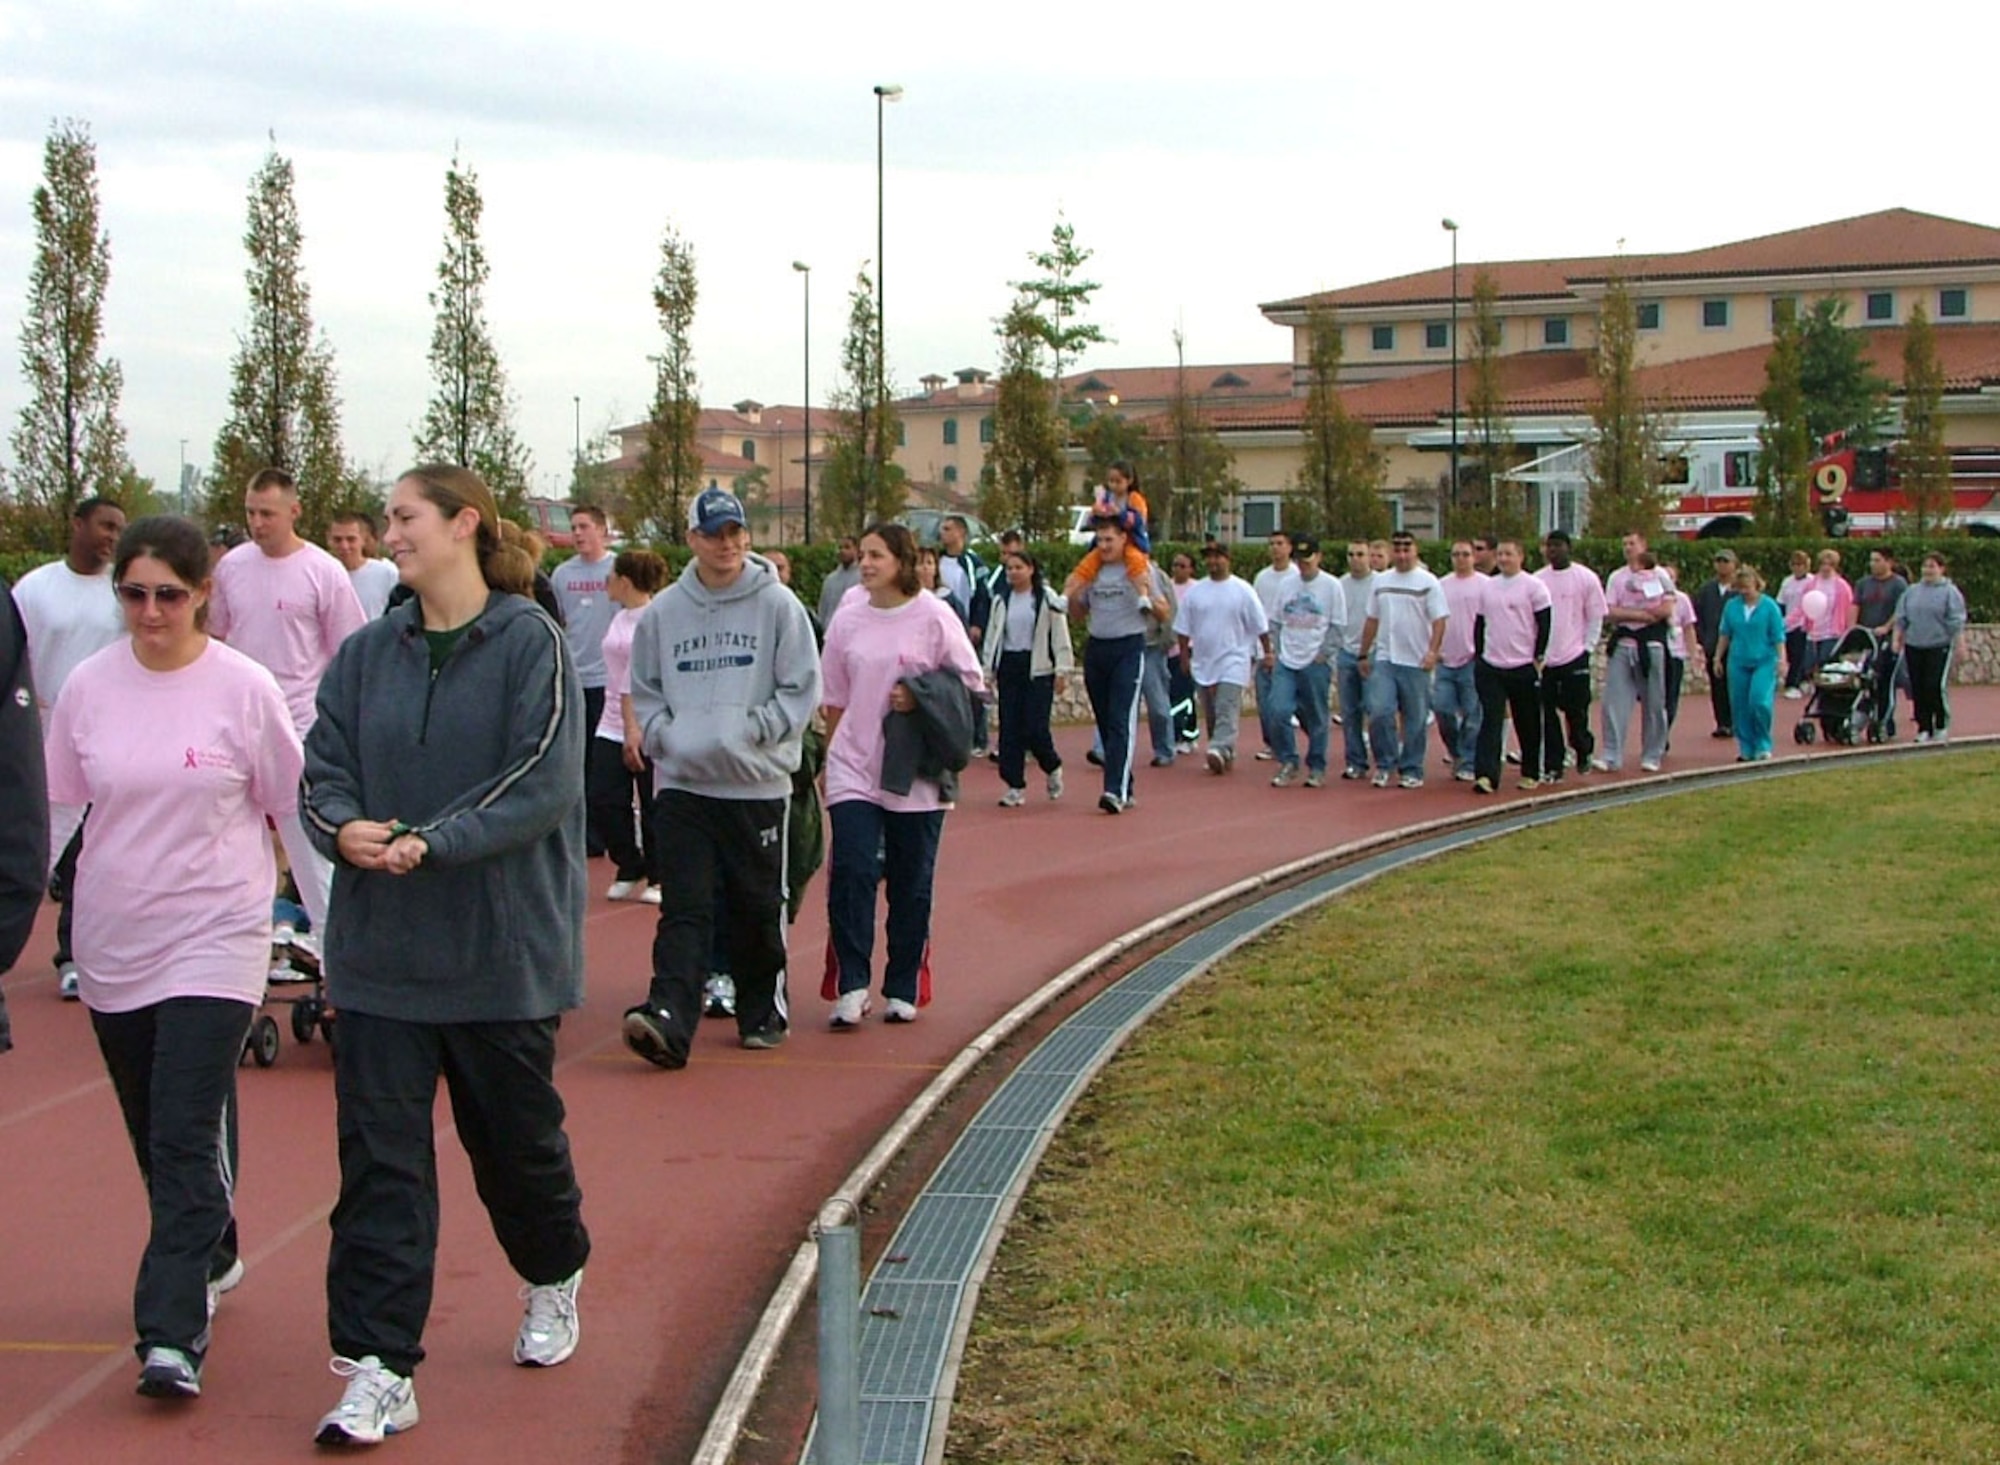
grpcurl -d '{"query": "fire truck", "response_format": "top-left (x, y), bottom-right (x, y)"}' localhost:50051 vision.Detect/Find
top-left (1659, 439), bottom-right (2000, 538)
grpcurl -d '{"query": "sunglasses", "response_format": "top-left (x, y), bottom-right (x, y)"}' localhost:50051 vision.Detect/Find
top-left (116, 583), bottom-right (195, 607)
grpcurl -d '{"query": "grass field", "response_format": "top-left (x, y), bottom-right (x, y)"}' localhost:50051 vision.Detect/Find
top-left (948, 752), bottom-right (2000, 1464)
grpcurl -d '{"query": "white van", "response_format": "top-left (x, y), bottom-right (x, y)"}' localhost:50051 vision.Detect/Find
top-left (1066, 505), bottom-right (1096, 546)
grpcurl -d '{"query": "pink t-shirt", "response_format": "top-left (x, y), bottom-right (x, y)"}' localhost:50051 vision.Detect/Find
top-left (1478, 571), bottom-right (1553, 668)
top-left (596, 605), bottom-right (643, 743)
top-left (1669, 590), bottom-right (1696, 660)
top-left (208, 540), bottom-right (367, 735)
top-left (821, 590), bottom-right (983, 814)
top-left (1438, 572), bottom-right (1486, 668)
top-left (43, 639), bottom-right (304, 1013)
top-left (1534, 563), bottom-right (1607, 667)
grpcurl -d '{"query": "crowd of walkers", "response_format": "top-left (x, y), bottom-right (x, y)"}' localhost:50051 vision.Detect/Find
top-left (0, 463), bottom-right (1975, 1444)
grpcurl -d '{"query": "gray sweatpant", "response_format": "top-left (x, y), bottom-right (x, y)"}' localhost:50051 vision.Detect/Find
top-left (1600, 640), bottom-right (1667, 768)
top-left (1199, 682), bottom-right (1245, 758)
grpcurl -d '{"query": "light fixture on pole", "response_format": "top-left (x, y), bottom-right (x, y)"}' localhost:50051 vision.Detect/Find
top-left (1442, 218), bottom-right (1461, 521)
top-left (873, 83), bottom-right (904, 503)
top-left (794, 260), bottom-right (812, 543)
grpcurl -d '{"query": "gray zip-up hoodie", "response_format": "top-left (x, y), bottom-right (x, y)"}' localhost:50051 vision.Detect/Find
top-left (1894, 578), bottom-right (1967, 649)
top-left (630, 552), bottom-right (822, 802)
top-left (302, 591), bottom-right (586, 1023)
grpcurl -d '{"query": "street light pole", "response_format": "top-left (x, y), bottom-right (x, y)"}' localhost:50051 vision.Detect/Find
top-left (873, 83), bottom-right (903, 506)
top-left (178, 439), bottom-right (188, 513)
top-left (1442, 218), bottom-right (1461, 526)
top-left (572, 395), bottom-right (582, 497)
top-left (794, 260), bottom-right (812, 543)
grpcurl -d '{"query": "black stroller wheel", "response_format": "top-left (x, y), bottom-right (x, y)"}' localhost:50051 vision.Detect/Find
top-left (248, 1014), bottom-right (281, 1068)
top-left (291, 997), bottom-right (321, 1045)
top-left (1795, 721), bottom-right (1816, 745)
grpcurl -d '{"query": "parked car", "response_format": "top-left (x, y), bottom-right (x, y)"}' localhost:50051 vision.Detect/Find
top-left (896, 508), bottom-right (995, 548)
top-left (523, 498), bottom-right (577, 550)
top-left (1066, 505), bottom-right (1097, 546)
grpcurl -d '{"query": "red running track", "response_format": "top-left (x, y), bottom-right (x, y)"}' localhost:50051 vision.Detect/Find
top-left (3, 692), bottom-right (1994, 1463)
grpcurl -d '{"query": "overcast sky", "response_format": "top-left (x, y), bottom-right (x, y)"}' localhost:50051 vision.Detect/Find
top-left (1, 0), bottom-right (1990, 499)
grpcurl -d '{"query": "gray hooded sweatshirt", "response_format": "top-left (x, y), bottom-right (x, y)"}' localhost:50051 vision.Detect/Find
top-left (629, 551), bottom-right (822, 802)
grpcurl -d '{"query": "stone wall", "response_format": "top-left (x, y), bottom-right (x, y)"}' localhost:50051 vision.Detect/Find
top-left (1046, 625), bottom-right (2000, 725)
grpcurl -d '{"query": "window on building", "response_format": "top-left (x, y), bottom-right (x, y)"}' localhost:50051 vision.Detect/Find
top-left (1371, 324), bottom-right (1395, 352)
top-left (979, 416), bottom-right (994, 444)
top-left (942, 465), bottom-right (958, 484)
top-left (1939, 288), bottom-right (1969, 319)
top-left (942, 418), bottom-right (958, 446)
top-left (897, 423), bottom-right (907, 447)
top-left (1543, 317), bottom-right (1570, 347)
top-left (1240, 498), bottom-right (1279, 539)
top-left (740, 438), bottom-right (755, 462)
top-left (1770, 296), bottom-right (1798, 327)
top-left (1866, 291), bottom-right (1894, 322)
top-left (1425, 321), bottom-right (1448, 350)
top-left (1386, 496), bottom-right (1405, 533)
top-left (1702, 299), bottom-right (1730, 329)
top-left (1636, 301), bottom-right (1662, 332)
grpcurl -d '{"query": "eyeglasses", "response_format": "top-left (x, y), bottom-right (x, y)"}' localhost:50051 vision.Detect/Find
top-left (115, 583), bottom-right (194, 607)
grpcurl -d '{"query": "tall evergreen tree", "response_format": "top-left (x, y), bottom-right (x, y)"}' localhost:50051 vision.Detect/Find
top-left (1158, 331), bottom-right (1240, 541)
top-left (1288, 302), bottom-right (1387, 540)
top-left (979, 296), bottom-right (1067, 536)
top-left (1898, 303), bottom-right (1952, 535)
top-left (1756, 301), bottom-right (1815, 535)
top-left (1462, 270), bottom-right (1525, 538)
top-left (10, 118), bottom-right (130, 549)
top-left (1584, 265), bottom-right (1668, 538)
top-left (818, 268), bottom-right (906, 536)
top-left (414, 150), bottom-right (532, 516)
top-left (626, 222), bottom-right (702, 539)
top-left (1012, 214), bottom-right (1109, 407)
top-left (1797, 296), bottom-right (1892, 448)
top-left (209, 143), bottom-right (348, 536)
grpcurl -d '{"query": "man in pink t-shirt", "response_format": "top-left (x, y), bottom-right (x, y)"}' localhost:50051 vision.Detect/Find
top-left (208, 468), bottom-right (365, 949)
top-left (1533, 530), bottom-right (1606, 782)
top-left (1473, 539), bottom-right (1553, 791)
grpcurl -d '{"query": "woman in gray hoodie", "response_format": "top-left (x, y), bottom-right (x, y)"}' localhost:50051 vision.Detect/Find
top-left (1892, 550), bottom-right (1968, 743)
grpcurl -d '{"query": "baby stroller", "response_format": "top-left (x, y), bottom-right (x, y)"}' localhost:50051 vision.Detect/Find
top-left (242, 898), bottom-right (334, 1067)
top-left (1794, 626), bottom-right (1894, 746)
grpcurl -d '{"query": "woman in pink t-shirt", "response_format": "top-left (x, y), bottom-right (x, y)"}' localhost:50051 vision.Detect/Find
top-left (43, 515), bottom-right (304, 1402)
top-left (587, 549), bottom-right (669, 903)
top-left (819, 523), bottom-right (982, 1027)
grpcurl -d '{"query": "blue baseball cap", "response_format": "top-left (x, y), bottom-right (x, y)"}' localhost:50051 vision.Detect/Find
top-left (688, 487), bottom-right (747, 535)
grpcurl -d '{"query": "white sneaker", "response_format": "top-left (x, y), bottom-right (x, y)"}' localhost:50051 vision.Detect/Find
top-left (605, 878), bottom-right (646, 901)
top-left (136, 1346), bottom-right (201, 1399)
top-left (1783, 686), bottom-right (1803, 700)
top-left (830, 989), bottom-right (871, 1028)
top-left (57, 962), bottom-right (79, 1000)
top-left (315, 1356), bottom-right (419, 1445)
top-left (514, 1268), bottom-right (582, 1367)
top-left (884, 997), bottom-right (917, 1023)
top-left (703, 974), bottom-right (736, 1018)
top-left (1370, 770), bottom-right (1393, 788)
top-left (1640, 759), bottom-right (1661, 773)
top-left (998, 787), bottom-right (1026, 808)
top-left (1046, 766), bottom-right (1064, 800)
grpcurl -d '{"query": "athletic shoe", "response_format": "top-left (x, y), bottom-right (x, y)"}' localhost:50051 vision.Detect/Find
top-left (1915, 730), bottom-right (1932, 744)
top-left (1935, 730), bottom-right (1950, 744)
top-left (1474, 776), bottom-right (1494, 795)
top-left (514, 1269), bottom-right (582, 1368)
top-left (884, 998), bottom-right (918, 1024)
top-left (1783, 686), bottom-right (1803, 699)
top-left (640, 887), bottom-right (661, 905)
top-left (1371, 770), bottom-right (1393, 788)
top-left (1543, 770), bottom-right (1564, 785)
top-left (605, 878), bottom-right (647, 901)
top-left (970, 745), bottom-right (989, 761)
top-left (740, 1018), bottom-right (787, 1050)
top-left (1710, 728), bottom-right (1734, 739)
top-left (57, 962), bottom-right (79, 1000)
top-left (830, 989), bottom-right (871, 1028)
top-left (1640, 759), bottom-right (1661, 773)
top-left (1150, 754), bottom-right (1174, 767)
top-left (136, 1346), bottom-right (201, 1399)
top-left (1518, 777), bottom-right (1540, 792)
top-left (1046, 766), bottom-right (1064, 800)
top-left (1177, 740), bottom-right (1198, 755)
top-left (1399, 775), bottom-right (1424, 790)
top-left (1085, 748), bottom-right (1103, 766)
top-left (1303, 772), bottom-right (1325, 788)
top-left (1504, 749), bottom-right (1520, 765)
top-left (209, 1257), bottom-right (246, 1310)
top-left (1254, 749), bottom-right (1275, 761)
top-left (1271, 765), bottom-right (1298, 787)
top-left (704, 975), bottom-right (736, 1018)
top-left (1591, 757), bottom-right (1617, 773)
top-left (315, 1356), bottom-right (418, 1445)
top-left (998, 787), bottom-right (1026, 808)
top-left (1341, 766), bottom-right (1365, 781)
top-left (1452, 769), bottom-right (1475, 783)
top-left (1098, 793), bottom-right (1123, 815)
top-left (620, 1006), bottom-right (687, 1070)
top-left (1205, 748), bottom-right (1226, 774)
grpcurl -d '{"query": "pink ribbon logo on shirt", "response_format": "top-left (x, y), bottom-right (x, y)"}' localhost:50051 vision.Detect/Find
top-left (184, 748), bottom-right (200, 769)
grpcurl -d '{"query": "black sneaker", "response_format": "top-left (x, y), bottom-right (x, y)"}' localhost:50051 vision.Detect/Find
top-left (137, 1346), bottom-right (201, 1399)
top-left (621, 1006), bottom-right (688, 1070)
top-left (740, 1017), bottom-right (787, 1050)
top-left (1086, 748), bottom-right (1104, 767)
top-left (1098, 793), bottom-right (1123, 815)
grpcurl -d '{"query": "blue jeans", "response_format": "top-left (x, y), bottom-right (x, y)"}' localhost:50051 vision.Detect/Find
top-left (1254, 662), bottom-right (1282, 754)
top-left (827, 801), bottom-right (946, 1004)
top-left (1430, 660), bottom-right (1481, 777)
top-left (1366, 661), bottom-right (1433, 780)
top-left (1266, 661), bottom-right (1332, 773)
top-left (1336, 649), bottom-right (1371, 772)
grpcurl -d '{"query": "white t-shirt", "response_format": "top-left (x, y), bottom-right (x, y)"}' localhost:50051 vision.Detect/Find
top-left (9, 559), bottom-right (125, 716)
top-left (207, 540), bottom-right (368, 736)
top-left (1364, 567), bottom-right (1451, 666)
top-left (1253, 563), bottom-right (1298, 623)
top-left (347, 558), bottom-right (399, 619)
top-left (1173, 575), bottom-right (1267, 688)
top-left (1272, 572), bottom-right (1346, 670)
